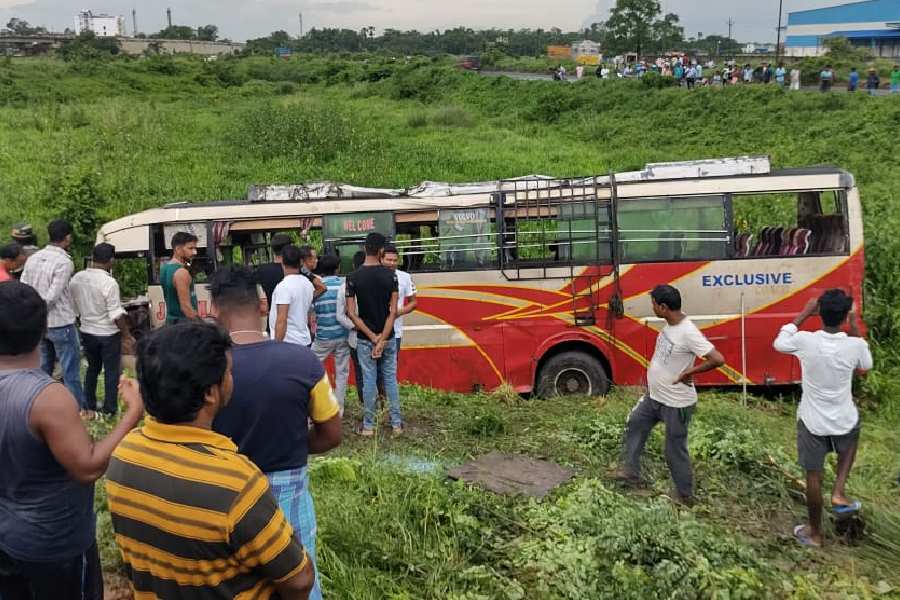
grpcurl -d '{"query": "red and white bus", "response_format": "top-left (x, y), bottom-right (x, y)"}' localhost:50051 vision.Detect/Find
top-left (97, 156), bottom-right (864, 396)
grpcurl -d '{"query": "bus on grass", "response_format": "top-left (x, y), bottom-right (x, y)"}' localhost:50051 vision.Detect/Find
top-left (97, 156), bottom-right (864, 397)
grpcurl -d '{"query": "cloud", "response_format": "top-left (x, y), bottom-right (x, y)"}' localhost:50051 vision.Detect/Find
top-left (306, 1), bottom-right (386, 12)
top-left (0, 0), bottom-right (35, 9)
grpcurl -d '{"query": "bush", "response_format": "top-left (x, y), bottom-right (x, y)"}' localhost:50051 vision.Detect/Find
top-left (430, 105), bottom-right (475, 128)
top-left (641, 71), bottom-right (677, 89)
top-left (276, 81), bottom-right (299, 95)
top-left (226, 99), bottom-right (365, 163)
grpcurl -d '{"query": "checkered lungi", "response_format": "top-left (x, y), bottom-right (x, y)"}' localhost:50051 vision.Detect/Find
top-left (266, 466), bottom-right (322, 600)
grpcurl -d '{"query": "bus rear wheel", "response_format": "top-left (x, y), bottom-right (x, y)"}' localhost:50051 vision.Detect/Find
top-left (536, 351), bottom-right (610, 398)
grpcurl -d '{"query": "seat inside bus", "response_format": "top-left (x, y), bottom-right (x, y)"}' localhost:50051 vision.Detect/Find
top-left (733, 191), bottom-right (848, 258)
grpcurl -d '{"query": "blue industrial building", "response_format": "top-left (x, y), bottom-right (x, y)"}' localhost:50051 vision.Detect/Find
top-left (784, 0), bottom-right (900, 57)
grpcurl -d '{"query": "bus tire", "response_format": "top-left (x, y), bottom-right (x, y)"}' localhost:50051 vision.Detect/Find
top-left (536, 351), bottom-right (609, 398)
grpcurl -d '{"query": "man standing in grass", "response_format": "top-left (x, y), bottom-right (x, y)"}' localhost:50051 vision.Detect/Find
top-left (866, 68), bottom-right (881, 95)
top-left (0, 281), bottom-right (143, 600)
top-left (106, 321), bottom-right (314, 599)
top-left (210, 266), bottom-right (341, 600)
top-left (774, 290), bottom-right (872, 547)
top-left (346, 232), bottom-right (400, 436)
top-left (271, 245), bottom-right (315, 347)
top-left (255, 233), bottom-right (293, 320)
top-left (615, 284), bottom-right (725, 505)
top-left (20, 219), bottom-right (84, 409)
top-left (381, 243), bottom-right (417, 382)
top-left (311, 254), bottom-right (352, 412)
top-left (160, 231), bottom-right (199, 324)
top-left (847, 67), bottom-right (860, 92)
top-left (70, 243), bottom-right (134, 418)
top-left (819, 65), bottom-right (834, 92)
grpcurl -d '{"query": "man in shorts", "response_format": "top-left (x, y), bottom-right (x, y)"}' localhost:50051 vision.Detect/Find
top-left (774, 290), bottom-right (872, 547)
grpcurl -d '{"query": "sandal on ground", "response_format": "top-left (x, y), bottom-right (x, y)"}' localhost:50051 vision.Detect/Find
top-left (832, 500), bottom-right (862, 515)
top-left (793, 524), bottom-right (822, 547)
top-left (391, 425), bottom-right (404, 437)
top-left (355, 424), bottom-right (374, 437)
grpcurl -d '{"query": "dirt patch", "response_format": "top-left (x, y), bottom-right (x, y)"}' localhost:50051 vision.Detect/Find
top-left (104, 572), bottom-right (133, 600)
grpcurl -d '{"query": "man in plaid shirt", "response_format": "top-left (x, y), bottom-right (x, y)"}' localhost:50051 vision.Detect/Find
top-left (20, 220), bottom-right (84, 408)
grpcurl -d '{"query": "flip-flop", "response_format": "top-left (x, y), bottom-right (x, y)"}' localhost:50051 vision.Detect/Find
top-left (832, 500), bottom-right (862, 515)
top-left (793, 524), bottom-right (821, 547)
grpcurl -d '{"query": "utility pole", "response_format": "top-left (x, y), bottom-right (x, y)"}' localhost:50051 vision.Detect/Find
top-left (132, 8), bottom-right (137, 36)
top-left (299, 12), bottom-right (303, 37)
top-left (727, 17), bottom-right (734, 41)
top-left (775, 0), bottom-right (784, 63)
top-left (166, 7), bottom-right (172, 28)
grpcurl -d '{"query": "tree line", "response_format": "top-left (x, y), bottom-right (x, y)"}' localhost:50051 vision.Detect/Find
top-left (246, 0), bottom-right (742, 58)
top-left (4, 0), bottom-right (746, 57)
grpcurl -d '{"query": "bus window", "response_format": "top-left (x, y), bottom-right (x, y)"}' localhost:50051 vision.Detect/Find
top-left (732, 190), bottom-right (848, 257)
top-left (438, 208), bottom-right (497, 270)
top-left (502, 194), bottom-right (611, 268)
top-left (151, 223), bottom-right (215, 284)
top-left (323, 211), bottom-right (395, 274)
top-left (618, 195), bottom-right (728, 263)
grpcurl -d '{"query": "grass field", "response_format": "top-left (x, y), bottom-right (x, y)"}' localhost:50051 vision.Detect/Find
top-left (4, 54), bottom-right (900, 597)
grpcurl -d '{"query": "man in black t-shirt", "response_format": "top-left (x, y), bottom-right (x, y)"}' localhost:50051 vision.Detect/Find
top-left (255, 234), bottom-right (293, 322)
top-left (346, 232), bottom-right (400, 436)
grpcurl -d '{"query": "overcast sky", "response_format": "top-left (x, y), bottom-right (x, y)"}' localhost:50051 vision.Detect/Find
top-left (1, 0), bottom-right (844, 43)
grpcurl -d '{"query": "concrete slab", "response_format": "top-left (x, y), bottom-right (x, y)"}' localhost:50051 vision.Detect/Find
top-left (448, 452), bottom-right (575, 498)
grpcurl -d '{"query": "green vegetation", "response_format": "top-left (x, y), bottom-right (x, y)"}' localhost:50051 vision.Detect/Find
top-left (88, 386), bottom-right (900, 598)
top-left (4, 55), bottom-right (900, 597)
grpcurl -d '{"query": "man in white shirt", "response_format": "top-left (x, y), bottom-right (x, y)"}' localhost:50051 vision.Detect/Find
top-left (616, 285), bottom-right (724, 504)
top-left (20, 219), bottom-right (84, 408)
top-left (70, 243), bottom-right (133, 418)
top-left (381, 244), bottom-right (417, 363)
top-left (270, 245), bottom-right (315, 347)
top-left (773, 290), bottom-right (872, 547)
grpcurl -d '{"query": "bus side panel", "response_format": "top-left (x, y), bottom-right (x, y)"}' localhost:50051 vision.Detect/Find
top-left (620, 252), bottom-right (865, 387)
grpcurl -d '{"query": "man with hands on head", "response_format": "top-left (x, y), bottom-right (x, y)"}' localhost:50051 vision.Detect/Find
top-left (615, 284), bottom-right (725, 505)
top-left (774, 290), bottom-right (871, 547)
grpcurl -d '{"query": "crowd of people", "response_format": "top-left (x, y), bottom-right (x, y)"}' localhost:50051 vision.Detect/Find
top-left (0, 218), bottom-right (875, 598)
top-left (554, 54), bottom-right (900, 95)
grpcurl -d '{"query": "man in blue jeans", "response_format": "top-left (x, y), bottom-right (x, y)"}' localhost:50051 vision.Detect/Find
top-left (20, 219), bottom-right (84, 410)
top-left (346, 232), bottom-right (401, 436)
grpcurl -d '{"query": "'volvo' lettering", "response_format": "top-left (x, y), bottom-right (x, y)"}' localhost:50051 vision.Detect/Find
top-left (702, 272), bottom-right (793, 287)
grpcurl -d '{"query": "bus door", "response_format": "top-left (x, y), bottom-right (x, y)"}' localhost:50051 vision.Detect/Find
top-left (498, 179), bottom-right (619, 385)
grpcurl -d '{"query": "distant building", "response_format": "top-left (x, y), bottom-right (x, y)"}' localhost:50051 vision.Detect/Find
top-left (571, 39), bottom-right (601, 65)
top-left (784, 0), bottom-right (900, 57)
top-left (742, 42), bottom-right (777, 54)
top-left (571, 40), bottom-right (601, 57)
top-left (75, 10), bottom-right (126, 38)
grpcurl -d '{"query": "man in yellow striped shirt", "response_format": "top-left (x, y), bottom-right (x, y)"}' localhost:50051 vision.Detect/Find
top-left (106, 322), bottom-right (313, 599)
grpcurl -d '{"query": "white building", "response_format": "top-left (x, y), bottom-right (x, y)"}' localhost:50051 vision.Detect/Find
top-left (742, 42), bottom-right (777, 54)
top-left (784, 0), bottom-right (900, 58)
top-left (571, 39), bottom-right (601, 57)
top-left (75, 10), bottom-right (126, 37)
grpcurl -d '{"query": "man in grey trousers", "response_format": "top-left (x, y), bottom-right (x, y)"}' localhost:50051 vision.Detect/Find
top-left (616, 284), bottom-right (725, 505)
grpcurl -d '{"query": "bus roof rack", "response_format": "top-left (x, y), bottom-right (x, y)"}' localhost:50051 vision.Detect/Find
top-left (245, 156), bottom-right (771, 202)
